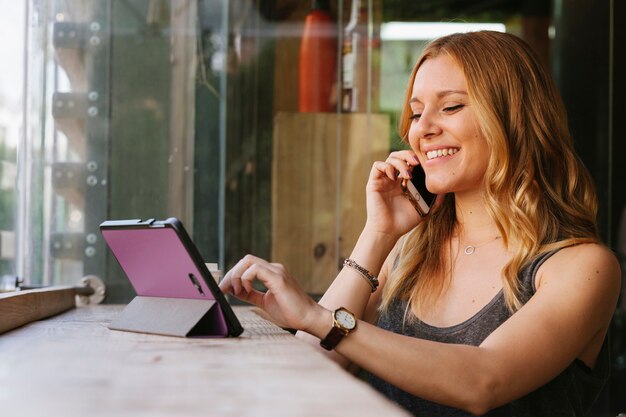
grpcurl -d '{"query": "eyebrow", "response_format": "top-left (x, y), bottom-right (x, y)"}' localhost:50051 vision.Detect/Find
top-left (409, 90), bottom-right (468, 104)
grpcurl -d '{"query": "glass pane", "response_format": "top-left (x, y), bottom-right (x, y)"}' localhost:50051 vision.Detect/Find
top-left (217, 0), bottom-right (392, 297)
top-left (0, 2), bottom-right (24, 291)
top-left (24, 1), bottom-right (114, 291)
top-left (21, 0), bottom-right (223, 301)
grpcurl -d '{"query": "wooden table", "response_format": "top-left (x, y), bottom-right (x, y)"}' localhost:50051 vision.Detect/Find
top-left (0, 305), bottom-right (409, 417)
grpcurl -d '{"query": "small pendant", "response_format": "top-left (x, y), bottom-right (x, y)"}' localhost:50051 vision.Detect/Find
top-left (464, 245), bottom-right (476, 255)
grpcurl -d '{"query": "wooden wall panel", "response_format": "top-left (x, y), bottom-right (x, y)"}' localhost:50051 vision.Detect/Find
top-left (272, 112), bottom-right (389, 294)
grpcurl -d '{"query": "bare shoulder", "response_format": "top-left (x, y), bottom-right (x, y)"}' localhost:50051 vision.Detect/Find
top-left (537, 243), bottom-right (621, 295)
top-left (479, 243), bottom-right (620, 398)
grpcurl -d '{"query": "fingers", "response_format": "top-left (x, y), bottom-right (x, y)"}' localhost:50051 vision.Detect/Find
top-left (240, 262), bottom-right (275, 293)
top-left (235, 286), bottom-right (265, 307)
top-left (387, 149), bottom-right (420, 165)
top-left (387, 150), bottom-right (420, 176)
top-left (372, 151), bottom-right (420, 182)
top-left (219, 255), bottom-right (283, 306)
top-left (372, 160), bottom-right (398, 182)
top-left (220, 254), bottom-right (266, 297)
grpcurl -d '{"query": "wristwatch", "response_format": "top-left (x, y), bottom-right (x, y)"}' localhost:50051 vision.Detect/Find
top-left (320, 307), bottom-right (357, 351)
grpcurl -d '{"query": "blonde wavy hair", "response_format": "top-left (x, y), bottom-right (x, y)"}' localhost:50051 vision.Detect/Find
top-left (381, 31), bottom-right (599, 317)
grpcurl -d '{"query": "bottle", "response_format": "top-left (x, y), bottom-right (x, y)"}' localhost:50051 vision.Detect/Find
top-left (299, 0), bottom-right (337, 113)
top-left (341, 0), bottom-right (359, 112)
top-left (341, 1), bottom-right (381, 113)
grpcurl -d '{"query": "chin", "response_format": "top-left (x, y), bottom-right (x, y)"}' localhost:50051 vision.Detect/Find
top-left (425, 179), bottom-right (449, 195)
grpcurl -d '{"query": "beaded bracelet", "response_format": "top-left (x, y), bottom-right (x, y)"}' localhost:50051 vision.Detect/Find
top-left (343, 258), bottom-right (379, 293)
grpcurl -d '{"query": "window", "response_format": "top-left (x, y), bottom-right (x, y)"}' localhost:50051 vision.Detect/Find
top-left (12, 1), bottom-right (625, 412)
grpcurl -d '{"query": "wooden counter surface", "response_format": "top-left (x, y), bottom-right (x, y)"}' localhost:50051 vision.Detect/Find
top-left (0, 305), bottom-right (409, 417)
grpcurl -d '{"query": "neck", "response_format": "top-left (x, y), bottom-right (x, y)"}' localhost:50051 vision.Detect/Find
top-left (453, 190), bottom-right (499, 240)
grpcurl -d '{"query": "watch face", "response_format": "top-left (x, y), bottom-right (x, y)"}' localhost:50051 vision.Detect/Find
top-left (335, 309), bottom-right (356, 330)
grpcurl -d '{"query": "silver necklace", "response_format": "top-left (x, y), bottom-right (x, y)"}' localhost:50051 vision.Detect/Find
top-left (462, 236), bottom-right (501, 255)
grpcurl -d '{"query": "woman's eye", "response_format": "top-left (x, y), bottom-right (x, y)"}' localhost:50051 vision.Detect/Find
top-left (443, 104), bottom-right (464, 112)
top-left (409, 113), bottom-right (422, 120)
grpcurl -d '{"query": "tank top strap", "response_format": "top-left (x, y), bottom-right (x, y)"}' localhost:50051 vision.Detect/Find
top-left (517, 249), bottom-right (561, 304)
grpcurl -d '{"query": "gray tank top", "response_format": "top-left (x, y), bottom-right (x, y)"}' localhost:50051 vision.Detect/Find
top-left (368, 250), bottom-right (610, 416)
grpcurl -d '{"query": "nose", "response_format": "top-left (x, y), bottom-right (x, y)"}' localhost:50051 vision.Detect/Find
top-left (410, 109), bottom-right (442, 142)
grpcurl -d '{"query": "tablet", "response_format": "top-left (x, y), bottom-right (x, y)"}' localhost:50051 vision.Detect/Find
top-left (100, 217), bottom-right (243, 337)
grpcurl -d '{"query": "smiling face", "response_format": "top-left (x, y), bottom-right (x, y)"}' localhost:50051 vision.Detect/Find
top-left (408, 54), bottom-right (490, 195)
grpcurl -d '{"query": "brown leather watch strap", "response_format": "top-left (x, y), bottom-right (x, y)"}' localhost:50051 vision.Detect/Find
top-left (320, 326), bottom-right (347, 351)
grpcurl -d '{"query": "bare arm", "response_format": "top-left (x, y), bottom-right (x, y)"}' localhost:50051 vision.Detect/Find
top-left (294, 150), bottom-right (423, 365)
top-left (220, 239), bottom-right (619, 414)
top-left (302, 243), bottom-right (621, 414)
top-left (295, 229), bottom-right (400, 365)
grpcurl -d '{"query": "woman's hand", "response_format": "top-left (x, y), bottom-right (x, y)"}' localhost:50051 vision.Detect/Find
top-left (365, 150), bottom-right (432, 237)
top-left (219, 255), bottom-right (328, 335)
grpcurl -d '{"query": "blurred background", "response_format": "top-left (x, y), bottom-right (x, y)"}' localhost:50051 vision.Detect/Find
top-left (0, 0), bottom-right (623, 414)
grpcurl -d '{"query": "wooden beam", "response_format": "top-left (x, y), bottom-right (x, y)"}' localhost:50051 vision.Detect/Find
top-left (0, 287), bottom-right (76, 334)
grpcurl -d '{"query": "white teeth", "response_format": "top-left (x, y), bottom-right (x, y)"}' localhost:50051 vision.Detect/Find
top-left (427, 148), bottom-right (458, 160)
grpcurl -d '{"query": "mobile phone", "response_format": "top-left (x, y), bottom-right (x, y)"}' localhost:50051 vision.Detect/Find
top-left (400, 165), bottom-right (436, 216)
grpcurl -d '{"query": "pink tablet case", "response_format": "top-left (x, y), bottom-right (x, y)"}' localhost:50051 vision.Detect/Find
top-left (102, 224), bottom-right (231, 337)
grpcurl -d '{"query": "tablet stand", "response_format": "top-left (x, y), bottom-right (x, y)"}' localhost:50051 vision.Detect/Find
top-left (109, 296), bottom-right (228, 337)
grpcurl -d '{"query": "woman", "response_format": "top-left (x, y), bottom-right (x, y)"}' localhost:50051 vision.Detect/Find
top-left (219, 31), bottom-right (620, 416)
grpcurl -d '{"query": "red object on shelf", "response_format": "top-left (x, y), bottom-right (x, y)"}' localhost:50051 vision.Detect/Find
top-left (299, 0), bottom-right (337, 113)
